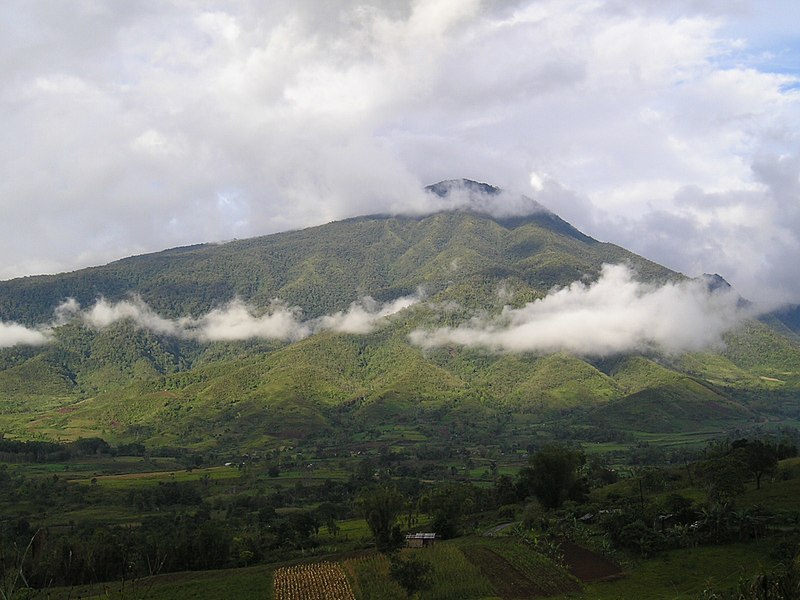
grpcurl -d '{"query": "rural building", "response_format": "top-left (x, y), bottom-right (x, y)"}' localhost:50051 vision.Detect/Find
top-left (405, 532), bottom-right (438, 548)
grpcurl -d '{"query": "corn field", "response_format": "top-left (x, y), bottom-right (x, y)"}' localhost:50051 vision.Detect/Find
top-left (273, 561), bottom-right (356, 600)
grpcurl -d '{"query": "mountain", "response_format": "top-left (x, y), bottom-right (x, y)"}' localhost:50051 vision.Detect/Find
top-left (0, 180), bottom-right (798, 451)
top-left (0, 183), bottom-right (671, 325)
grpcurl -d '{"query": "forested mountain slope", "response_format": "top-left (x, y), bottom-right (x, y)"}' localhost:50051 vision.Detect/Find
top-left (0, 181), bottom-right (798, 450)
top-left (0, 186), bottom-right (673, 324)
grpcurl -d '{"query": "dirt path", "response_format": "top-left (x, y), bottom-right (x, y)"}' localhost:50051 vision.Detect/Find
top-left (483, 522), bottom-right (517, 537)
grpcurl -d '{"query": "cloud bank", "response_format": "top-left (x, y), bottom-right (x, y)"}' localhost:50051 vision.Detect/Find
top-left (318, 295), bottom-right (421, 334)
top-left (0, 268), bottom-right (756, 357)
top-left (0, 321), bottom-right (51, 349)
top-left (402, 179), bottom-right (548, 219)
top-left (186, 300), bottom-right (310, 342)
top-left (409, 264), bottom-right (750, 356)
top-left (35, 292), bottom-right (420, 347)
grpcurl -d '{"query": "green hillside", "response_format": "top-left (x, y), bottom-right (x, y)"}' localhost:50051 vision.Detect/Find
top-left (2, 183), bottom-right (800, 600)
top-left (0, 183), bottom-right (798, 450)
top-left (0, 206), bottom-right (673, 325)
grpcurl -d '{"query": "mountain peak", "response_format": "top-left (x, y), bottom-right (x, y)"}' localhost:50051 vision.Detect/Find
top-left (421, 178), bottom-right (551, 222)
top-left (701, 273), bottom-right (732, 292)
top-left (420, 178), bottom-right (598, 245)
top-left (424, 179), bottom-right (502, 198)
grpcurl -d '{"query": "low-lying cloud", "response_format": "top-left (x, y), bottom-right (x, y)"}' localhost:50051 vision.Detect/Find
top-left (65, 297), bottom-right (181, 336)
top-left (318, 295), bottom-right (420, 334)
top-left (0, 268), bottom-right (753, 357)
top-left (2, 292), bottom-right (423, 349)
top-left (402, 180), bottom-right (547, 219)
top-left (0, 321), bottom-right (52, 348)
top-left (409, 264), bottom-right (751, 357)
top-left (187, 300), bottom-right (310, 343)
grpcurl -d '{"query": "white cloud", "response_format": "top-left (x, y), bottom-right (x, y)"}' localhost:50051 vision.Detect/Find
top-left (78, 297), bottom-right (181, 336)
top-left (40, 292), bottom-right (421, 346)
top-left (318, 293), bottom-right (421, 334)
top-left (187, 300), bottom-right (310, 342)
top-left (0, 321), bottom-right (51, 348)
top-left (422, 179), bottom-right (548, 218)
top-left (409, 264), bottom-right (750, 356)
top-left (553, 151), bottom-right (800, 306)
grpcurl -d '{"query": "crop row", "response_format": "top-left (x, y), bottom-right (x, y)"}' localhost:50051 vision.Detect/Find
top-left (273, 561), bottom-right (356, 600)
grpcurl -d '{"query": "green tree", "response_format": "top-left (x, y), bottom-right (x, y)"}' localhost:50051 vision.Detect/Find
top-left (493, 474), bottom-right (518, 506)
top-left (317, 502), bottom-right (340, 538)
top-left (517, 445), bottom-right (585, 510)
top-left (428, 483), bottom-right (471, 539)
top-left (698, 454), bottom-right (746, 504)
top-left (359, 486), bottom-right (405, 553)
top-left (389, 553), bottom-right (433, 598)
top-left (732, 439), bottom-right (778, 490)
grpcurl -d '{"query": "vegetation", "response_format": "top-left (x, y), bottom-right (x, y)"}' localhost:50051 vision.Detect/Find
top-left (273, 562), bottom-right (355, 600)
top-left (0, 211), bottom-right (796, 457)
top-left (388, 553), bottom-right (433, 598)
top-left (0, 204), bottom-right (799, 597)
top-left (517, 444), bottom-right (586, 509)
top-left (359, 485), bottom-right (405, 553)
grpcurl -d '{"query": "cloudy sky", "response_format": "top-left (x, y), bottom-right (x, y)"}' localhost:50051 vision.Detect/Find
top-left (1, 0), bottom-right (798, 306)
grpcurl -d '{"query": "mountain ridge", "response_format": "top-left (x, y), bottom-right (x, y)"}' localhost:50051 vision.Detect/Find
top-left (0, 185), bottom-right (675, 325)
top-left (0, 181), bottom-right (797, 450)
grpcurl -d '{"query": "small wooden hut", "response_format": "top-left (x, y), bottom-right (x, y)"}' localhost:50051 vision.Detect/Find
top-left (405, 532), bottom-right (438, 548)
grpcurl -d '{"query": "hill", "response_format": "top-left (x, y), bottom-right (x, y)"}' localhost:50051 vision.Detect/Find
top-left (0, 188), bottom-right (674, 325)
top-left (0, 180), bottom-right (798, 450)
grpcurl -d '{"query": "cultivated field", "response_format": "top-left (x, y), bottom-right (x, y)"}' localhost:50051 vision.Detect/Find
top-left (273, 562), bottom-right (356, 600)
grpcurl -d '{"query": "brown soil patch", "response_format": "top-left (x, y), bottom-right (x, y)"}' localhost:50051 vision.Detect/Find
top-left (463, 546), bottom-right (547, 599)
top-left (559, 541), bottom-right (623, 582)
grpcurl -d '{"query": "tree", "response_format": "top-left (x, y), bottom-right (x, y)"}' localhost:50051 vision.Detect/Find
top-left (697, 502), bottom-right (735, 544)
top-left (517, 445), bottom-right (585, 510)
top-left (732, 439), bottom-right (778, 490)
top-left (359, 486), bottom-right (405, 553)
top-left (428, 484), bottom-right (471, 539)
top-left (389, 553), bottom-right (433, 598)
top-left (0, 530), bottom-right (39, 600)
top-left (584, 454), bottom-right (618, 487)
top-left (354, 457), bottom-right (377, 483)
top-left (316, 502), bottom-right (340, 538)
top-left (493, 474), bottom-right (518, 506)
top-left (697, 454), bottom-right (746, 504)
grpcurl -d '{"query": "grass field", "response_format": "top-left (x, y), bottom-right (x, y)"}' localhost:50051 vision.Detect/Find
top-left (48, 563), bottom-right (275, 600)
top-left (551, 542), bottom-right (778, 600)
top-left (630, 430), bottom-right (727, 447)
top-left (740, 473), bottom-right (800, 511)
top-left (67, 465), bottom-right (242, 488)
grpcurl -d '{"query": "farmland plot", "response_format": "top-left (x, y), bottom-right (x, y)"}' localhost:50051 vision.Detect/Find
top-left (421, 545), bottom-right (495, 600)
top-left (462, 546), bottom-right (544, 599)
top-left (343, 546), bottom-right (494, 600)
top-left (273, 562), bottom-right (355, 600)
top-left (342, 554), bottom-right (406, 600)
top-left (489, 542), bottom-right (581, 595)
